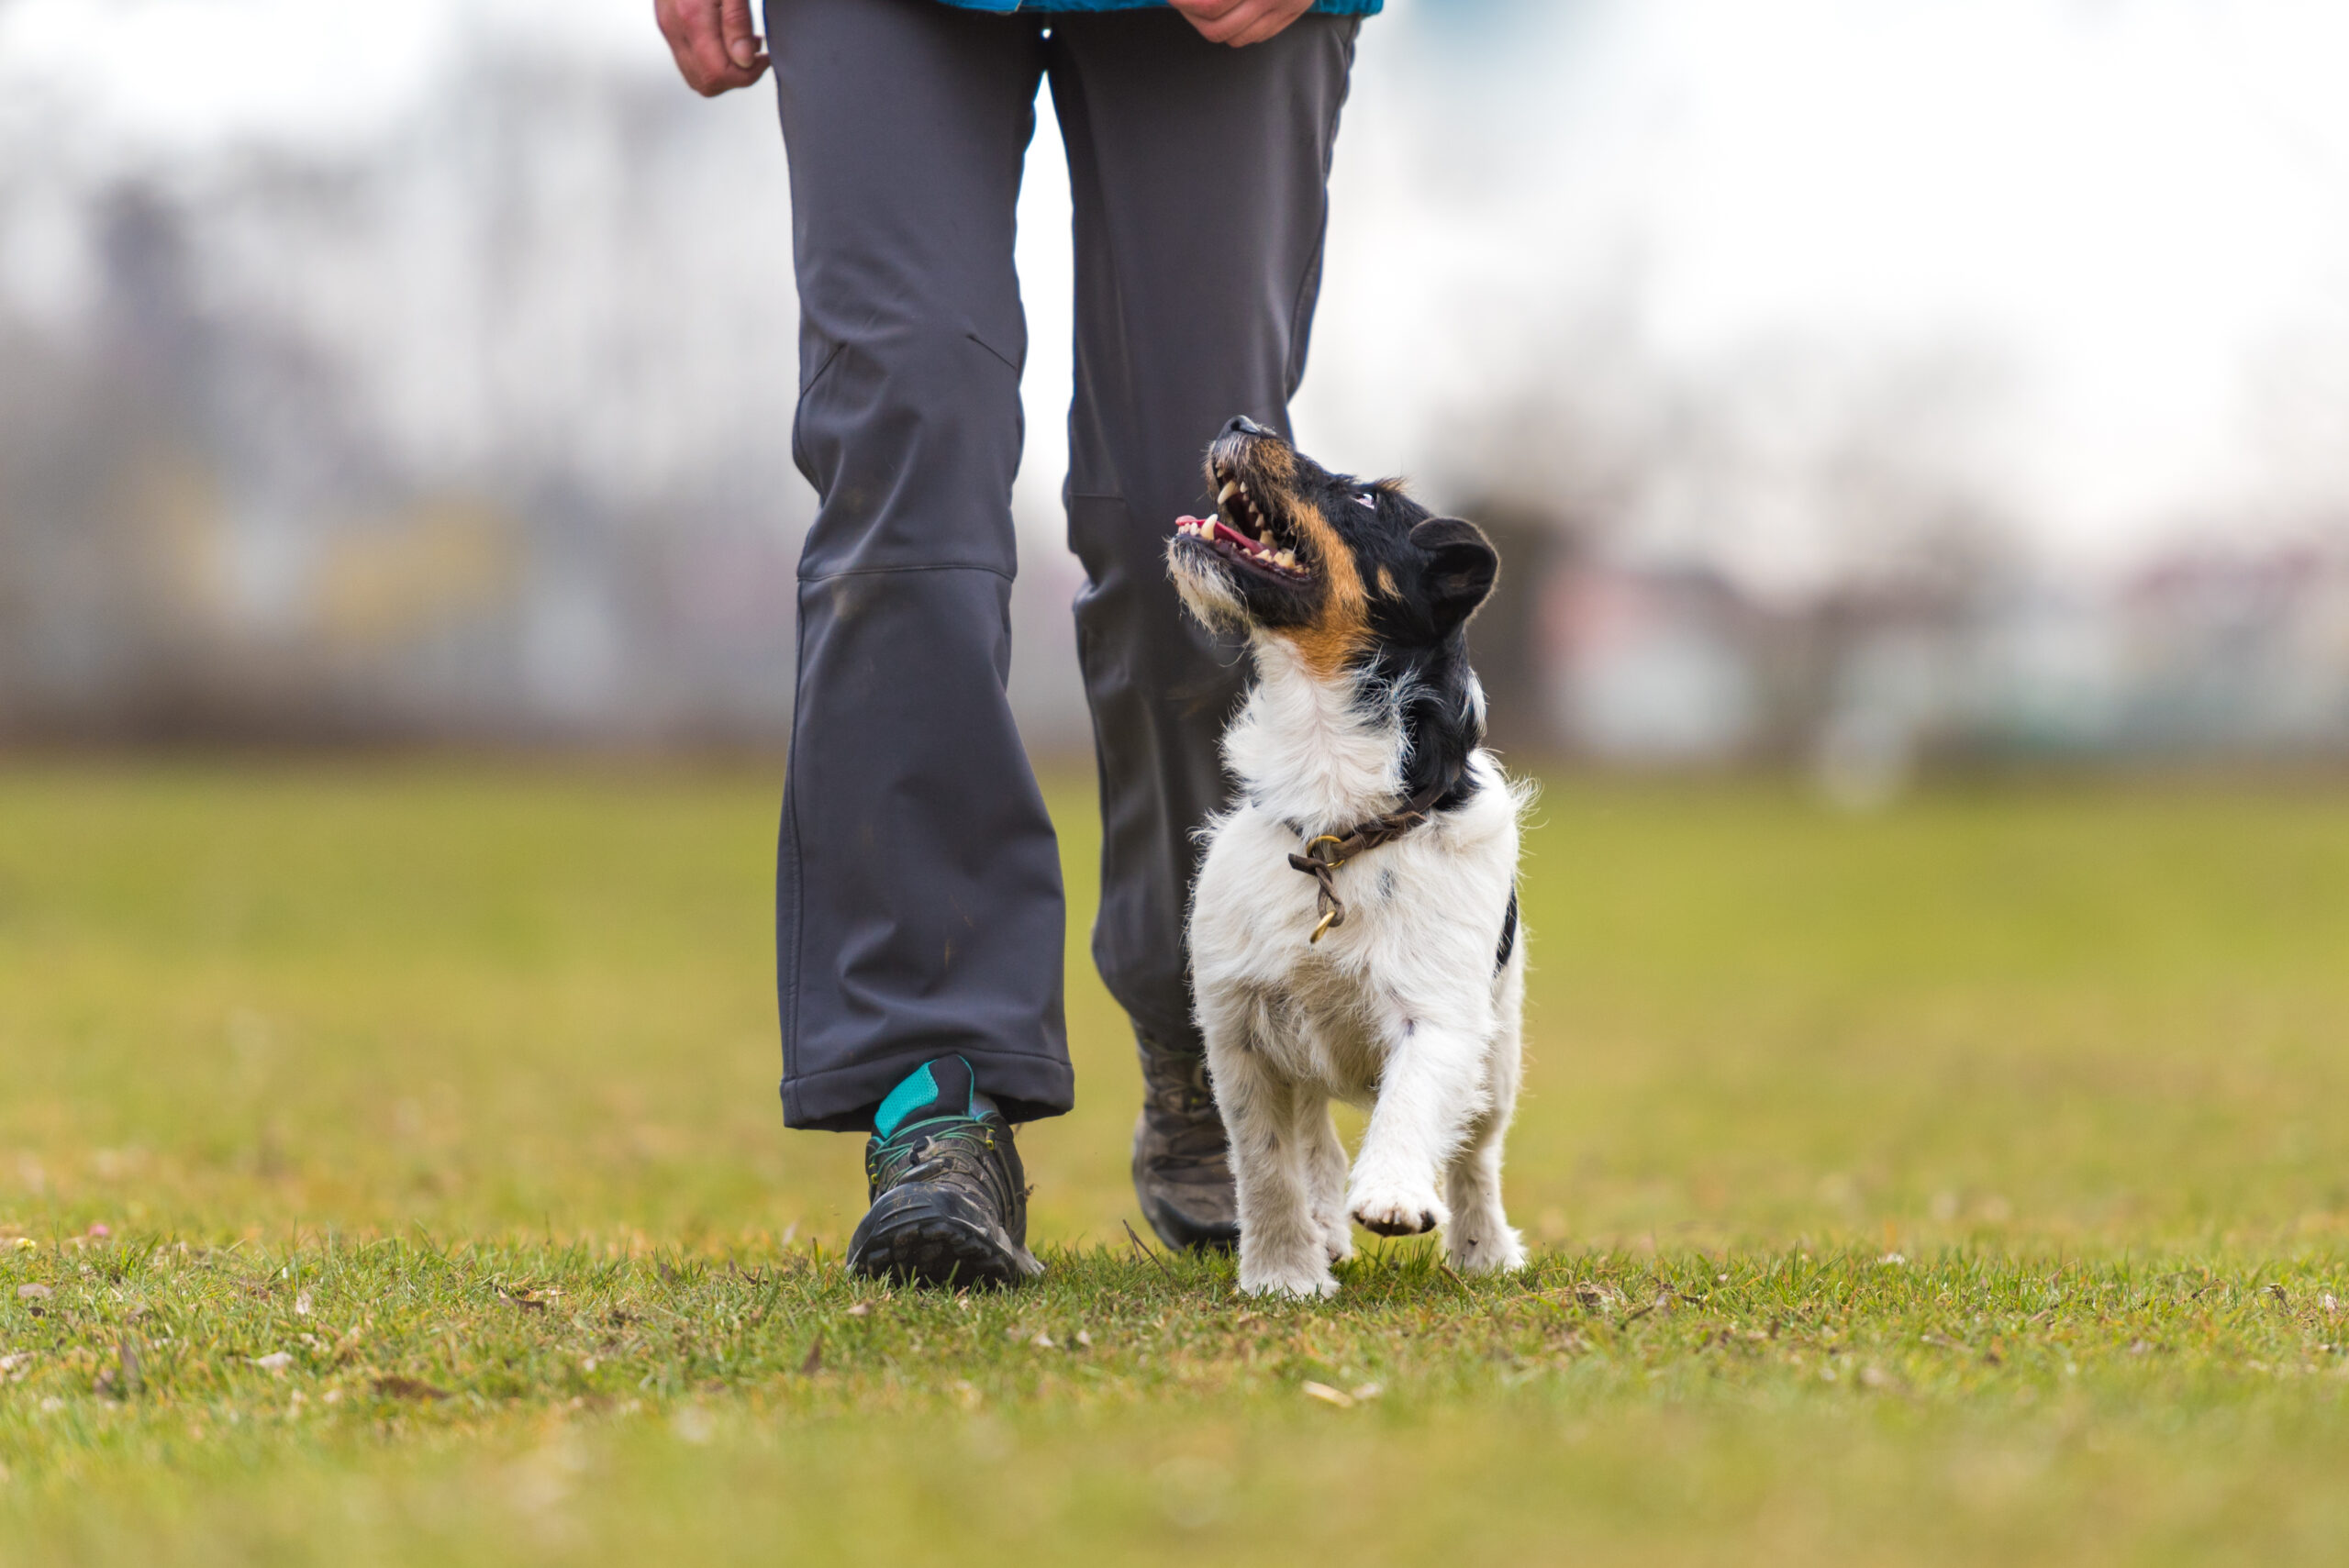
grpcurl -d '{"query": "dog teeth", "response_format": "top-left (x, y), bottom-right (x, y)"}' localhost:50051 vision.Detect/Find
top-left (1218, 481), bottom-right (1240, 505)
top-left (1275, 550), bottom-right (1297, 568)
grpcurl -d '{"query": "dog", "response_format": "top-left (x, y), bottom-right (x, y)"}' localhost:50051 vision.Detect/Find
top-left (1169, 417), bottom-right (1529, 1298)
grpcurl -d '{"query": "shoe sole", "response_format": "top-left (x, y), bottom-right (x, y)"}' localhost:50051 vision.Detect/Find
top-left (846, 1184), bottom-right (1041, 1290)
top-left (1135, 1188), bottom-right (1240, 1254)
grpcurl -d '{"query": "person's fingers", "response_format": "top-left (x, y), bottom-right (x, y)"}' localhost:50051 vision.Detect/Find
top-left (677, 0), bottom-right (746, 92)
top-left (1177, 0), bottom-right (1258, 43)
top-left (672, 0), bottom-right (723, 72)
top-left (719, 0), bottom-right (763, 70)
top-left (659, 0), bottom-right (727, 91)
top-left (1168, 0), bottom-right (1250, 38)
top-left (656, 0), bottom-right (766, 94)
top-left (1227, 0), bottom-right (1311, 47)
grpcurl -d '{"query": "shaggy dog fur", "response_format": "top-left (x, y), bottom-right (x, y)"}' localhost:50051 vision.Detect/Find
top-left (1169, 417), bottom-right (1529, 1298)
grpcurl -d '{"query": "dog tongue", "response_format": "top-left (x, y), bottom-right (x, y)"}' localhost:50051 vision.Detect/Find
top-left (1174, 513), bottom-right (1265, 553)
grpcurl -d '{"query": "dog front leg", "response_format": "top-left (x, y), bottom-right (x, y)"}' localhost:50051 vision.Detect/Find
top-left (1292, 1095), bottom-right (1354, 1265)
top-left (1347, 1020), bottom-right (1487, 1239)
top-left (1206, 1009), bottom-right (1336, 1298)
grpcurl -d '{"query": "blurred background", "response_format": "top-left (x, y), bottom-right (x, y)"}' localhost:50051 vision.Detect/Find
top-left (6, 0), bottom-right (2349, 785)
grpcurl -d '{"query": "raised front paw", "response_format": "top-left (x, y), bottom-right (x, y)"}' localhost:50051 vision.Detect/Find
top-left (1348, 1180), bottom-right (1450, 1239)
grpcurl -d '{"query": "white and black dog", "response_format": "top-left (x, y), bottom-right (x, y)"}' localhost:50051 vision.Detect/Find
top-left (1169, 417), bottom-right (1529, 1298)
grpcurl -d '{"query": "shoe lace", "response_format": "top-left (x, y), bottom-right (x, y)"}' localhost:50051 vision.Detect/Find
top-left (867, 1118), bottom-right (1021, 1210)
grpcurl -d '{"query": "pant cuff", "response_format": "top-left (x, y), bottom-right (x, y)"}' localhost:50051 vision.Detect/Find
top-left (782, 1050), bottom-right (1076, 1133)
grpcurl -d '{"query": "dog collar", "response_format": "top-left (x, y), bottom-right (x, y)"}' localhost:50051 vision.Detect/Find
top-left (1286, 779), bottom-right (1450, 944)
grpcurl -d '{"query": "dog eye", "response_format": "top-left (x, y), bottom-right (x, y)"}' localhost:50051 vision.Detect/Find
top-left (1353, 493), bottom-right (1377, 510)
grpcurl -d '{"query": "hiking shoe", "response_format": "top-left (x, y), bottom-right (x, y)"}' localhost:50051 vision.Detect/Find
top-left (846, 1056), bottom-right (1041, 1288)
top-left (1130, 1028), bottom-right (1240, 1252)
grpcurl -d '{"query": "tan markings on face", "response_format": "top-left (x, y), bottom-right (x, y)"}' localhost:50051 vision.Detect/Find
top-left (1267, 486), bottom-right (1370, 678)
top-left (1375, 564), bottom-right (1399, 599)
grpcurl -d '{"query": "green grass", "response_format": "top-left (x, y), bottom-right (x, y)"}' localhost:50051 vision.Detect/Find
top-left (3, 761), bottom-right (2348, 1563)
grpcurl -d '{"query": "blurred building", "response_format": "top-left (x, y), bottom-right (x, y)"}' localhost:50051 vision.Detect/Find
top-left (0, 41), bottom-right (807, 744)
top-left (1535, 543), bottom-right (2349, 781)
top-left (8, 4), bottom-right (2349, 772)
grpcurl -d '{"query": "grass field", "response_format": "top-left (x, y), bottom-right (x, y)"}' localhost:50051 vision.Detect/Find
top-left (4, 760), bottom-right (2349, 1564)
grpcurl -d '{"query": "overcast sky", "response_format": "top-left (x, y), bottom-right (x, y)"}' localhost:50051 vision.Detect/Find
top-left (7, 0), bottom-right (2349, 586)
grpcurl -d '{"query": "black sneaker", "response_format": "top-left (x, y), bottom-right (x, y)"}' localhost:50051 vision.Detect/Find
top-left (846, 1056), bottom-right (1041, 1288)
top-left (1130, 1028), bottom-right (1240, 1252)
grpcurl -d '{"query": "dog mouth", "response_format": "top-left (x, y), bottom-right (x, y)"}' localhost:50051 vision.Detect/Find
top-left (1174, 462), bottom-right (1310, 582)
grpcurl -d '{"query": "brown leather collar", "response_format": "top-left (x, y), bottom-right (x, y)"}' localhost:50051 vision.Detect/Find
top-left (1286, 780), bottom-right (1450, 944)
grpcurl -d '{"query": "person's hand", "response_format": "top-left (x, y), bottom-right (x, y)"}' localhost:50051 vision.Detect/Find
top-left (655, 0), bottom-right (769, 96)
top-left (1169, 0), bottom-right (1316, 48)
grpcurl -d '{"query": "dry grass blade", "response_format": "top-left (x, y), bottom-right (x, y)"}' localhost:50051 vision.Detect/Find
top-left (1121, 1220), bottom-right (1178, 1288)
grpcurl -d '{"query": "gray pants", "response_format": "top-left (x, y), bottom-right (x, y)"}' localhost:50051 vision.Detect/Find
top-left (772, 0), bottom-right (1358, 1130)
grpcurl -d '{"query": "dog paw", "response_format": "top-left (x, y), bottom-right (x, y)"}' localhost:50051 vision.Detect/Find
top-left (1446, 1224), bottom-right (1526, 1274)
top-left (1308, 1205), bottom-right (1356, 1263)
top-left (1238, 1267), bottom-right (1340, 1300)
top-left (1348, 1186), bottom-right (1449, 1238)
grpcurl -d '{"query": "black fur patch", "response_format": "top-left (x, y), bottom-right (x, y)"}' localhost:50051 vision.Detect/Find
top-left (1342, 508), bottom-right (1499, 809)
top-left (1494, 885), bottom-right (1519, 973)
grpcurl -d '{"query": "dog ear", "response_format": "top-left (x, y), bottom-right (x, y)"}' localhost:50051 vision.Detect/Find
top-left (1409, 517), bottom-right (1498, 630)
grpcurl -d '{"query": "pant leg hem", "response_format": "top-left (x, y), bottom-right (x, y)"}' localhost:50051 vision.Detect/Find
top-left (782, 1051), bottom-right (1076, 1132)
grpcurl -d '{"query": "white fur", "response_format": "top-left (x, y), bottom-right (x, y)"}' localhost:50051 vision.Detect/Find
top-left (1185, 629), bottom-right (1530, 1297)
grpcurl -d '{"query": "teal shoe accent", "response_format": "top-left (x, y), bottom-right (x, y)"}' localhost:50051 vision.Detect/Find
top-left (874, 1055), bottom-right (999, 1140)
top-left (874, 1062), bottom-right (940, 1140)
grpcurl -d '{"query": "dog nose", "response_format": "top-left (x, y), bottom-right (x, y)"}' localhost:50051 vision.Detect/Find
top-left (1222, 415), bottom-right (1269, 439)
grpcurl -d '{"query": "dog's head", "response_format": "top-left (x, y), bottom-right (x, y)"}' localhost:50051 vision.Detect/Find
top-left (1168, 417), bottom-right (1498, 674)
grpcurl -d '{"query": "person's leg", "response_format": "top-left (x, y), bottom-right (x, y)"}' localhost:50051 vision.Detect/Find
top-left (769, 0), bottom-right (1068, 1135)
top-left (1046, 10), bottom-right (1360, 1246)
